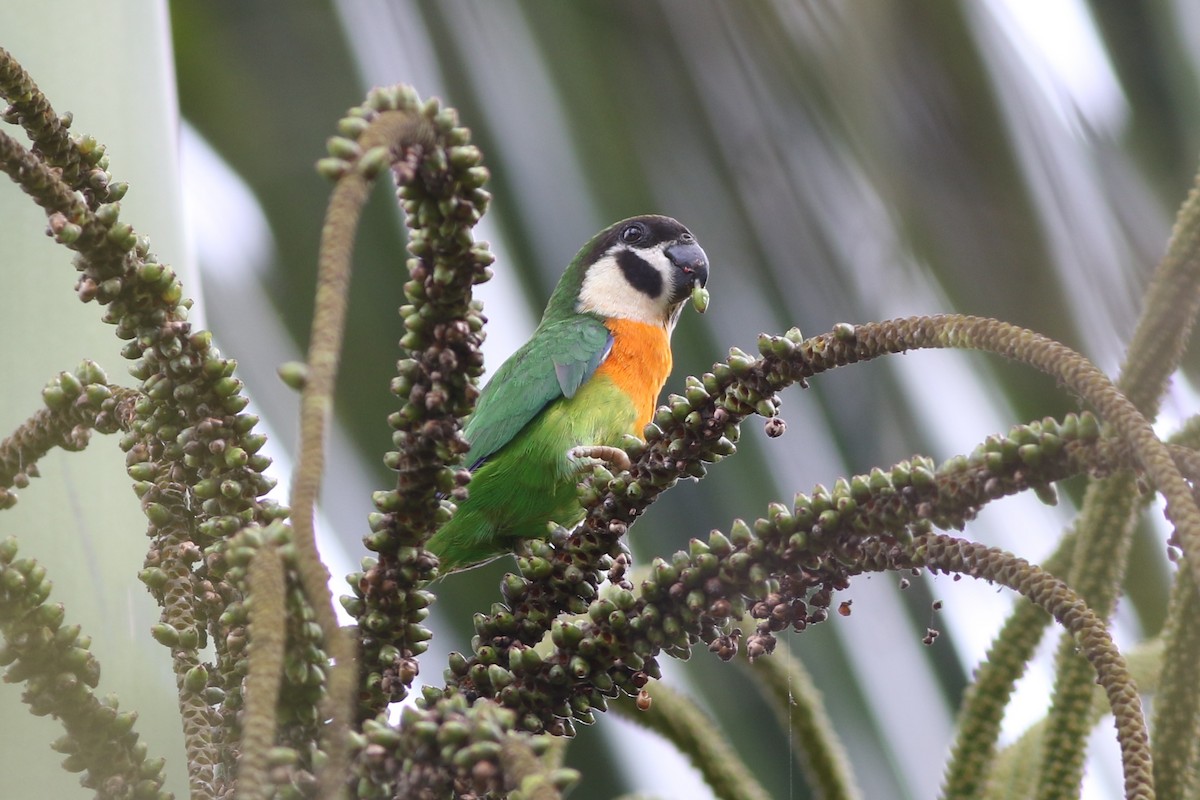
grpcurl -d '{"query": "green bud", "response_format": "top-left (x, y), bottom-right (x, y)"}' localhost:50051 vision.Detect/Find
top-left (1017, 444), bottom-right (1042, 467)
top-left (1078, 413), bottom-right (1099, 440)
top-left (357, 146), bottom-right (392, 178)
top-left (95, 201), bottom-right (121, 225)
top-left (223, 447), bottom-right (248, 469)
top-left (138, 568), bottom-right (169, 590)
top-left (487, 664), bottom-right (514, 688)
top-left (150, 623), bottom-right (180, 648)
top-left (770, 336), bottom-right (797, 357)
top-left (326, 136), bottom-right (361, 160)
top-left (729, 519), bottom-right (754, 546)
top-left (727, 348), bottom-right (754, 375)
top-left (184, 665), bottom-right (209, 693)
top-left (126, 462), bottom-right (157, 482)
top-left (703, 530), bottom-right (731, 557)
top-left (75, 360), bottom-right (106, 385)
top-left (437, 719), bottom-right (471, 746)
top-left (54, 623), bottom-right (82, 647)
top-left (42, 384), bottom-right (69, 411)
top-left (337, 116), bottom-right (370, 138)
top-left (569, 656), bottom-right (591, 679)
top-left (213, 377), bottom-right (241, 397)
top-left (1060, 414), bottom-right (1078, 439)
top-left (177, 626), bottom-right (200, 650)
top-left (60, 753), bottom-right (88, 773)
top-left (112, 710), bottom-right (138, 735)
top-left (1033, 483), bottom-right (1059, 506)
top-left (463, 166), bottom-right (489, 188)
top-left (138, 757), bottom-right (167, 782)
top-left (277, 361), bottom-right (308, 390)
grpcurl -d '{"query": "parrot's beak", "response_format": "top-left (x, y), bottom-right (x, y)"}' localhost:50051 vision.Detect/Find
top-left (665, 240), bottom-right (709, 304)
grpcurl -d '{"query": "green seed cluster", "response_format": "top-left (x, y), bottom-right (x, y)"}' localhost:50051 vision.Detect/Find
top-left (1, 48), bottom-right (98, 193)
top-left (329, 87), bottom-right (493, 714)
top-left (441, 407), bottom-right (1113, 740)
top-left (0, 361), bottom-right (133, 509)
top-left (353, 690), bottom-right (575, 798)
top-left (448, 561), bottom-right (664, 736)
top-left (40, 139), bottom-right (136, 285)
top-left (5, 46), bottom-right (283, 574)
top-left (118, 270), bottom-right (281, 788)
top-left (5, 55), bottom-right (281, 549)
top-left (784, 412), bottom-right (1102, 546)
top-left (5, 49), bottom-right (290, 792)
top-left (0, 537), bottom-right (169, 799)
top-left (1, 76), bottom-right (130, 280)
top-left (736, 412), bottom-right (1105, 657)
top-left (1, 51), bottom-right (312, 798)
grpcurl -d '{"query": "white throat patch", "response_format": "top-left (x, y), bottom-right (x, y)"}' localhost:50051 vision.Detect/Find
top-left (577, 246), bottom-right (677, 327)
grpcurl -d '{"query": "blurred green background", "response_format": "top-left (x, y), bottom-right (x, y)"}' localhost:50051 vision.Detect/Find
top-left (3, 1), bottom-right (1199, 797)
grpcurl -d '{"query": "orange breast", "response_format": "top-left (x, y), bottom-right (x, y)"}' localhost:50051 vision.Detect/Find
top-left (596, 318), bottom-right (673, 433)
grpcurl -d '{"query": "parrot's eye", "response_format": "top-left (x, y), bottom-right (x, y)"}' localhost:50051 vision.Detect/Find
top-left (679, 232), bottom-right (695, 244)
top-left (620, 222), bottom-right (647, 245)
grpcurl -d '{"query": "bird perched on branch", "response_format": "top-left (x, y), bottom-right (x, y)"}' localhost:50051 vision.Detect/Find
top-left (427, 215), bottom-right (710, 572)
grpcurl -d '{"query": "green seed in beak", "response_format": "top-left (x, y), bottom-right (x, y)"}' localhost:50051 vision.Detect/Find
top-left (691, 283), bottom-right (710, 314)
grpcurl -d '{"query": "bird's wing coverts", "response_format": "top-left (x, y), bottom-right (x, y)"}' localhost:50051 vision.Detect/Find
top-left (463, 316), bottom-right (612, 469)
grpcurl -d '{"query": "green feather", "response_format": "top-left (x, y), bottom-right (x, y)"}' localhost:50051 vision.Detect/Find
top-left (428, 342), bottom-right (634, 571)
top-left (460, 316), bottom-right (611, 469)
top-left (428, 303), bottom-right (617, 570)
top-left (540, 225), bottom-right (612, 322)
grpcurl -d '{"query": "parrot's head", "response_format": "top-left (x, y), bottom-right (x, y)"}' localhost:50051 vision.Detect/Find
top-left (546, 215), bottom-right (709, 330)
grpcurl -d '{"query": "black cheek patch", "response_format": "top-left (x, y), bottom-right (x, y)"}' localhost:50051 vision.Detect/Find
top-left (616, 249), bottom-right (664, 299)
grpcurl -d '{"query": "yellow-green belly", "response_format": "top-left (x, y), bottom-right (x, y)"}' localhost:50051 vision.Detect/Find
top-left (428, 374), bottom-right (638, 571)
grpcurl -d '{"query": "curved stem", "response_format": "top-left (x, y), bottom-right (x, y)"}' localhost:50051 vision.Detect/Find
top-left (940, 531), bottom-right (1072, 799)
top-left (611, 681), bottom-right (772, 800)
top-left (1035, 472), bottom-right (1139, 800)
top-left (237, 541), bottom-right (287, 800)
top-left (291, 108), bottom-right (435, 797)
top-left (803, 316), bottom-right (1199, 592)
top-left (743, 644), bottom-right (861, 800)
top-left (0, 46), bottom-right (86, 189)
top-left (1149, 566), bottom-right (1200, 798)
top-left (867, 534), bottom-right (1153, 800)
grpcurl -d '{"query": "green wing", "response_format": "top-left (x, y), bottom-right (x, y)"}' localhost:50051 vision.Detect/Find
top-left (463, 316), bottom-right (612, 468)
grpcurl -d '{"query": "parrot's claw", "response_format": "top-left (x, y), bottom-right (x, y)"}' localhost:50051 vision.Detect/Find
top-left (569, 445), bottom-right (632, 473)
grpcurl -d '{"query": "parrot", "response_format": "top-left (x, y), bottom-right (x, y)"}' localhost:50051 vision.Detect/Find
top-left (427, 214), bottom-right (710, 572)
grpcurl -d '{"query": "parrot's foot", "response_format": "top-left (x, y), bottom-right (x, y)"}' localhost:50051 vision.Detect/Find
top-left (569, 445), bottom-right (632, 473)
